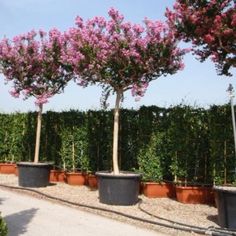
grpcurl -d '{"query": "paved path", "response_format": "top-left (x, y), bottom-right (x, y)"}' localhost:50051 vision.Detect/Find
top-left (0, 188), bottom-right (167, 236)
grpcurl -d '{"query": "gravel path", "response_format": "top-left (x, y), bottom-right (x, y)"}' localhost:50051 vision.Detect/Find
top-left (0, 188), bottom-right (164, 236)
top-left (0, 174), bottom-right (219, 236)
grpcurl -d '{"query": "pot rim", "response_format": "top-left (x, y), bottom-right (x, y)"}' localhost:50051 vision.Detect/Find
top-left (96, 170), bottom-right (141, 178)
top-left (17, 162), bottom-right (53, 167)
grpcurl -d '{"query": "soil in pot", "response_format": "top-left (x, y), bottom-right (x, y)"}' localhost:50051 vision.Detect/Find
top-left (142, 182), bottom-right (175, 198)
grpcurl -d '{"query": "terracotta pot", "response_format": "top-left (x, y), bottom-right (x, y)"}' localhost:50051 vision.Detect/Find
top-left (88, 174), bottom-right (98, 189)
top-left (50, 170), bottom-right (66, 182)
top-left (142, 182), bottom-right (175, 198)
top-left (0, 163), bottom-right (16, 174)
top-left (176, 185), bottom-right (214, 204)
top-left (15, 166), bottom-right (18, 176)
top-left (66, 172), bottom-right (86, 186)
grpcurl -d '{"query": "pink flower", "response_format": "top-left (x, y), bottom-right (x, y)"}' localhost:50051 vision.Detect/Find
top-left (9, 89), bottom-right (20, 98)
top-left (204, 34), bottom-right (215, 44)
top-left (211, 52), bottom-right (219, 62)
top-left (75, 16), bottom-right (83, 28)
top-left (231, 13), bottom-right (236, 27)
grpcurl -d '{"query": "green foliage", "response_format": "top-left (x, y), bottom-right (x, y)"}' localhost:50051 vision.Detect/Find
top-left (208, 105), bottom-right (235, 184)
top-left (0, 104), bottom-right (235, 185)
top-left (167, 105), bottom-right (210, 184)
top-left (0, 113), bottom-right (26, 163)
top-left (59, 126), bottom-right (89, 172)
top-left (0, 214), bottom-right (7, 236)
top-left (137, 133), bottom-right (164, 182)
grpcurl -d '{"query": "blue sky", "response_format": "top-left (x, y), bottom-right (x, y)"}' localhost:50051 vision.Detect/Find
top-left (0, 0), bottom-right (234, 113)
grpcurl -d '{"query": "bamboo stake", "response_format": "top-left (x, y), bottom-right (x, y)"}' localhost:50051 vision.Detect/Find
top-left (224, 140), bottom-right (227, 185)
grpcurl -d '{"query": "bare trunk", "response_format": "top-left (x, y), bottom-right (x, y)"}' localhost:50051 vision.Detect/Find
top-left (112, 91), bottom-right (121, 175)
top-left (34, 104), bottom-right (43, 163)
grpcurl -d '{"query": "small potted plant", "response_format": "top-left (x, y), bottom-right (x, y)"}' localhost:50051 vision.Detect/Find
top-left (167, 105), bottom-right (214, 204)
top-left (0, 114), bottom-right (26, 174)
top-left (138, 133), bottom-right (175, 198)
top-left (0, 29), bottom-right (73, 187)
top-left (59, 126), bottom-right (89, 186)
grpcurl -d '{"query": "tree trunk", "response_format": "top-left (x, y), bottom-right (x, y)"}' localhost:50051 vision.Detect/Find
top-left (112, 91), bottom-right (122, 175)
top-left (34, 104), bottom-right (43, 163)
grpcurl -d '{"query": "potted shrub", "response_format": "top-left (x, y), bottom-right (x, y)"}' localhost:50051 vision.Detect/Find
top-left (63, 8), bottom-right (187, 205)
top-left (166, 0), bottom-right (235, 226)
top-left (0, 29), bottom-right (73, 187)
top-left (0, 113), bottom-right (26, 174)
top-left (59, 126), bottom-right (89, 186)
top-left (137, 133), bottom-right (175, 198)
top-left (167, 105), bottom-right (213, 204)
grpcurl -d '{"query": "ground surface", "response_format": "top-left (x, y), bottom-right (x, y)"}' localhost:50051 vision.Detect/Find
top-left (0, 188), bottom-right (165, 236)
top-left (0, 174), bottom-right (220, 236)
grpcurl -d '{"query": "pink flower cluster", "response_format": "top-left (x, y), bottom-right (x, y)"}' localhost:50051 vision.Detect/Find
top-left (0, 29), bottom-right (72, 106)
top-left (166, 0), bottom-right (236, 76)
top-left (61, 8), bottom-right (186, 100)
top-left (0, 8), bottom-right (187, 106)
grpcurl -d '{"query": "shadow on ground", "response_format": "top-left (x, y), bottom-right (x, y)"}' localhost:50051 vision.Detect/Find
top-left (0, 197), bottom-right (6, 205)
top-left (4, 208), bottom-right (38, 236)
top-left (207, 215), bottom-right (219, 225)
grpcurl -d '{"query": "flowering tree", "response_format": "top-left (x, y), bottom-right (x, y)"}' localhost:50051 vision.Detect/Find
top-left (62, 8), bottom-right (187, 174)
top-left (166, 0), bottom-right (236, 76)
top-left (0, 29), bottom-right (72, 163)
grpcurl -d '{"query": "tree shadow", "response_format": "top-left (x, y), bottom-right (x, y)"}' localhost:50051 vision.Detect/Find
top-left (0, 197), bottom-right (6, 205)
top-left (4, 208), bottom-right (38, 236)
top-left (207, 215), bottom-right (219, 225)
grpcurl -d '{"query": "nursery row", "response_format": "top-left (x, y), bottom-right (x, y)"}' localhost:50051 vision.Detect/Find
top-left (0, 163), bottom-right (215, 205)
top-left (0, 104), bottom-right (234, 185)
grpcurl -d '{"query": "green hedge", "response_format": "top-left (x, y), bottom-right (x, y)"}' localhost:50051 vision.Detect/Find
top-left (0, 104), bottom-right (235, 184)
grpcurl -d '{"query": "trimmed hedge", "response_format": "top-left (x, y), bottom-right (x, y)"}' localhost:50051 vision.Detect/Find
top-left (0, 104), bottom-right (235, 184)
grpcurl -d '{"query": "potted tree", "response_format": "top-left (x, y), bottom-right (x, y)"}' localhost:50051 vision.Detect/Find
top-left (0, 29), bottom-right (73, 187)
top-left (63, 8), bottom-right (187, 205)
top-left (59, 126), bottom-right (89, 186)
top-left (137, 132), bottom-right (175, 198)
top-left (166, 0), bottom-right (236, 226)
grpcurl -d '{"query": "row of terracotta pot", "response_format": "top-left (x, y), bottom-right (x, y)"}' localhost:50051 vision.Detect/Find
top-left (142, 182), bottom-right (215, 205)
top-left (0, 163), bottom-right (215, 205)
top-left (49, 170), bottom-right (98, 189)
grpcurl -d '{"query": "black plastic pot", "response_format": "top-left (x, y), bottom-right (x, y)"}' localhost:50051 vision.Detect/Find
top-left (214, 186), bottom-right (236, 229)
top-left (17, 162), bottom-right (52, 188)
top-left (96, 171), bottom-right (141, 205)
